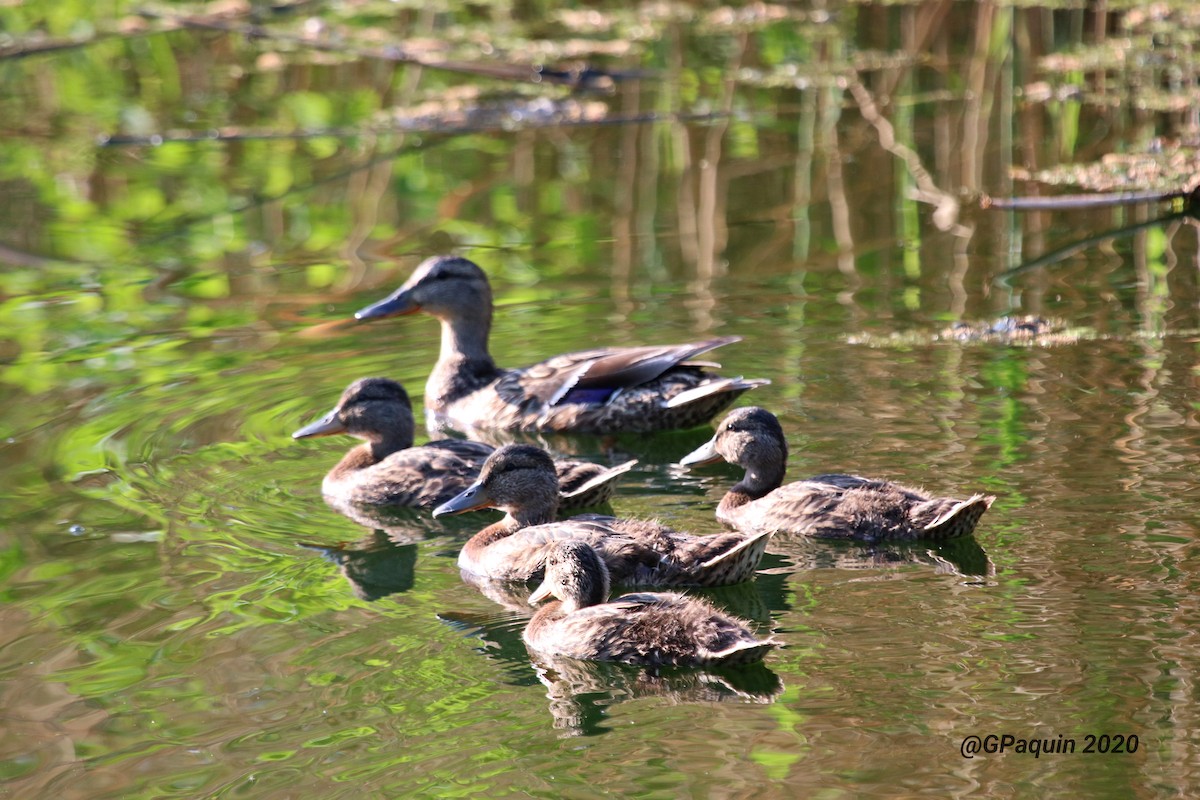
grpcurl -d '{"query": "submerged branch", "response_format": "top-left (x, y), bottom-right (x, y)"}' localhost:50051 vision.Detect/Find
top-left (0, 19), bottom-right (164, 60)
top-left (981, 187), bottom-right (1200, 211)
top-left (994, 210), bottom-right (1195, 284)
top-left (844, 76), bottom-right (964, 233)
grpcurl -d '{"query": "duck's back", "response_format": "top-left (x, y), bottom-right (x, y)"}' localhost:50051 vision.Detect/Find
top-left (725, 474), bottom-right (991, 542)
top-left (524, 593), bottom-right (774, 667)
top-left (325, 439), bottom-right (493, 507)
top-left (461, 515), bottom-right (765, 586)
top-left (435, 340), bottom-right (764, 434)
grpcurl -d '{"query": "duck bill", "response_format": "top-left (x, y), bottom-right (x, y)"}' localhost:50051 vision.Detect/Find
top-left (355, 287), bottom-right (419, 321)
top-left (292, 408), bottom-right (346, 439)
top-left (431, 480), bottom-right (494, 517)
top-left (527, 577), bottom-right (553, 605)
top-left (679, 436), bottom-right (722, 467)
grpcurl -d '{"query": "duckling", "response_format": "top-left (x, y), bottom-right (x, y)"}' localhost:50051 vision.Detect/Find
top-left (524, 540), bottom-right (778, 668)
top-left (680, 407), bottom-right (994, 541)
top-left (432, 443), bottom-right (770, 586)
top-left (353, 256), bottom-right (768, 434)
top-left (293, 378), bottom-right (634, 509)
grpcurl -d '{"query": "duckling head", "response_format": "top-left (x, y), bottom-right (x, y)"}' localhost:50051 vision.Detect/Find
top-left (528, 539), bottom-right (611, 612)
top-left (679, 406), bottom-right (788, 479)
top-left (293, 377), bottom-right (415, 448)
top-left (432, 443), bottom-right (560, 524)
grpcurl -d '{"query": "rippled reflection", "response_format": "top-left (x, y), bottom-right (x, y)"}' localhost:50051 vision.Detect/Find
top-left (530, 655), bottom-right (783, 736)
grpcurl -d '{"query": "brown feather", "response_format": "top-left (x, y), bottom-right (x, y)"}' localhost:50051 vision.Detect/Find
top-left (442, 444), bottom-right (770, 585)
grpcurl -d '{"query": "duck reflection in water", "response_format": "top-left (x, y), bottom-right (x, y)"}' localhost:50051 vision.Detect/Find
top-left (301, 531), bottom-right (417, 602)
top-left (530, 655), bottom-right (783, 736)
top-left (760, 535), bottom-right (994, 581)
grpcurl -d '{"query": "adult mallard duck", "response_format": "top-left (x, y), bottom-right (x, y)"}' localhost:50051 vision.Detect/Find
top-left (524, 540), bottom-right (778, 668)
top-left (680, 407), bottom-right (994, 542)
top-left (432, 443), bottom-right (770, 586)
top-left (293, 377), bottom-right (634, 509)
top-left (353, 255), bottom-right (768, 434)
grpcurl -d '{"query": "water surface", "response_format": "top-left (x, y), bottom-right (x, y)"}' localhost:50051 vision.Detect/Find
top-left (3, 1), bottom-right (1200, 797)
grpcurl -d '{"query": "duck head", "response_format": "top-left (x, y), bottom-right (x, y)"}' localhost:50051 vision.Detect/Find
top-left (354, 255), bottom-right (493, 324)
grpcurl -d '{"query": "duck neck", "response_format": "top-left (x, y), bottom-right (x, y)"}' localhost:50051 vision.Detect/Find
top-left (461, 500), bottom-right (556, 558)
top-left (462, 516), bottom-right (521, 559)
top-left (327, 433), bottom-right (408, 480)
top-left (428, 313), bottom-right (501, 410)
top-left (726, 462), bottom-right (785, 507)
top-left (512, 499), bottom-right (557, 529)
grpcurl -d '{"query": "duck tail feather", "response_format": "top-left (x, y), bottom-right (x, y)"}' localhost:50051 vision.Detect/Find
top-left (922, 494), bottom-right (996, 539)
top-left (665, 377), bottom-right (771, 409)
top-left (558, 460), bottom-right (639, 499)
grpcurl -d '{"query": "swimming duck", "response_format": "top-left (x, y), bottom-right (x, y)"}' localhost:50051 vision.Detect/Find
top-left (293, 377), bottom-right (635, 509)
top-left (432, 443), bottom-right (770, 586)
top-left (353, 255), bottom-right (769, 434)
top-left (680, 407), bottom-right (994, 541)
top-left (524, 540), bottom-right (778, 668)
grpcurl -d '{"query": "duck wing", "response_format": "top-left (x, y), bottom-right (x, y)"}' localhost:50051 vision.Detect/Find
top-left (344, 440), bottom-right (492, 506)
top-left (606, 521), bottom-right (771, 587)
top-left (423, 438), bottom-right (496, 461)
top-left (912, 494), bottom-right (995, 539)
top-left (556, 459), bottom-right (638, 508)
top-left (514, 336), bottom-right (743, 407)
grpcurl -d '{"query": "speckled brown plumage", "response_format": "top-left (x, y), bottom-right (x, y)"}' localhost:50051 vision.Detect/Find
top-left (293, 378), bottom-right (632, 509)
top-left (353, 256), bottom-right (769, 434)
top-left (524, 540), bottom-right (778, 668)
top-left (681, 407), bottom-right (995, 542)
top-left (432, 444), bottom-right (770, 586)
